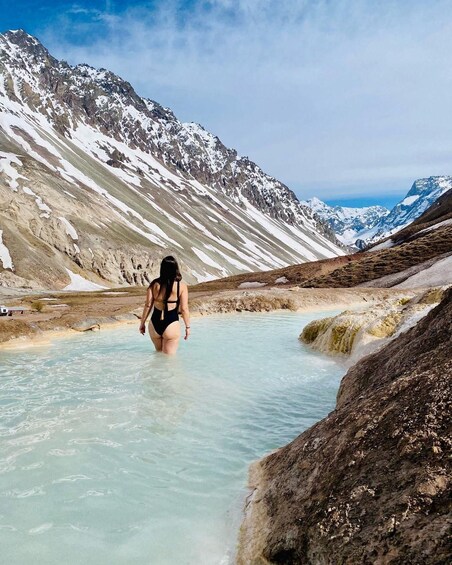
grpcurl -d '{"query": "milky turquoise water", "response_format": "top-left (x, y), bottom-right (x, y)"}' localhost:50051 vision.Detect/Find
top-left (0, 312), bottom-right (344, 565)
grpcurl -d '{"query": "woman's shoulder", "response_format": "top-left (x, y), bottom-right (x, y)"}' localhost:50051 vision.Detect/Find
top-left (148, 279), bottom-right (160, 291)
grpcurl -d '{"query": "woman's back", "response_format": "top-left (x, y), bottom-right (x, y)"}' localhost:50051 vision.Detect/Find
top-left (152, 280), bottom-right (181, 311)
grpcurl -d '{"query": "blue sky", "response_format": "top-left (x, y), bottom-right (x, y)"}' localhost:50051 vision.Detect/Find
top-left (2, 1), bottom-right (452, 209)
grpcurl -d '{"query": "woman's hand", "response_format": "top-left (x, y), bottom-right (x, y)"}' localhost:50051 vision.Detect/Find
top-left (184, 327), bottom-right (190, 341)
top-left (139, 322), bottom-right (146, 335)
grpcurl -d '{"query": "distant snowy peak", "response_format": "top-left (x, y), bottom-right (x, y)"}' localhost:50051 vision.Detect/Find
top-left (305, 176), bottom-right (452, 249)
top-left (362, 176), bottom-right (452, 247)
top-left (303, 197), bottom-right (389, 246)
top-left (378, 176), bottom-right (452, 232)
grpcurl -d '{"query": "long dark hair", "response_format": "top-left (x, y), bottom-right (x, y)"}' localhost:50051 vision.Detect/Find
top-left (150, 255), bottom-right (181, 302)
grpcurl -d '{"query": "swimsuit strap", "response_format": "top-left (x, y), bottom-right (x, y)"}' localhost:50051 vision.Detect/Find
top-left (152, 280), bottom-right (180, 321)
top-left (161, 280), bottom-right (180, 321)
top-left (165, 280), bottom-right (180, 303)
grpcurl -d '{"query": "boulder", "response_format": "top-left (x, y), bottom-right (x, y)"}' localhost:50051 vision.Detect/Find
top-left (71, 319), bottom-right (101, 332)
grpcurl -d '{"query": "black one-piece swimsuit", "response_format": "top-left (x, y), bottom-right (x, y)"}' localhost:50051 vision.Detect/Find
top-left (150, 280), bottom-right (180, 336)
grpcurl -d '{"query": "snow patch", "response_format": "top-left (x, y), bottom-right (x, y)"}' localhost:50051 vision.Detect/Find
top-left (417, 218), bottom-right (452, 235)
top-left (401, 195), bottom-right (420, 206)
top-left (63, 269), bottom-right (107, 291)
top-left (0, 230), bottom-right (14, 270)
top-left (191, 270), bottom-right (216, 283)
top-left (204, 244), bottom-right (252, 272)
top-left (394, 255), bottom-right (452, 288)
top-left (23, 186), bottom-right (52, 217)
top-left (0, 151), bottom-right (24, 190)
top-left (369, 238), bottom-right (395, 252)
top-left (59, 217), bottom-right (79, 240)
top-left (238, 281), bottom-right (267, 289)
top-left (191, 247), bottom-right (226, 273)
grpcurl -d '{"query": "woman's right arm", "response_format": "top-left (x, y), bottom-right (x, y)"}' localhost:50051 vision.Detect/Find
top-left (180, 282), bottom-right (191, 340)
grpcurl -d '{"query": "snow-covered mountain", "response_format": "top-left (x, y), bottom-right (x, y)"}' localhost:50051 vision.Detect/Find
top-left (303, 197), bottom-right (388, 246)
top-left (305, 176), bottom-right (452, 249)
top-left (0, 30), bottom-right (342, 289)
top-left (360, 176), bottom-right (452, 248)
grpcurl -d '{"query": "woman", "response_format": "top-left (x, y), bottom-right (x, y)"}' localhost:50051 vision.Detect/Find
top-left (139, 256), bottom-right (190, 354)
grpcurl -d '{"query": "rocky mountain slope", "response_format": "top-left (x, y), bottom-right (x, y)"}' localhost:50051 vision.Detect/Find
top-left (238, 287), bottom-right (452, 564)
top-left (303, 197), bottom-right (388, 246)
top-left (0, 30), bottom-right (342, 290)
top-left (193, 189), bottom-right (452, 292)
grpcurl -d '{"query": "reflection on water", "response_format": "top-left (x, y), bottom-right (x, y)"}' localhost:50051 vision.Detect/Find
top-left (0, 311), bottom-right (343, 565)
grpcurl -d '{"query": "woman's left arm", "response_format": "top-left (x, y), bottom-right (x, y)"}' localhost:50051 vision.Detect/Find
top-left (139, 287), bottom-right (154, 334)
top-left (179, 283), bottom-right (191, 340)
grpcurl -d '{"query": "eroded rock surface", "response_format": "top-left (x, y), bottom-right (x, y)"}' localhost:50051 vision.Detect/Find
top-left (299, 288), bottom-right (445, 363)
top-left (238, 288), bottom-right (452, 564)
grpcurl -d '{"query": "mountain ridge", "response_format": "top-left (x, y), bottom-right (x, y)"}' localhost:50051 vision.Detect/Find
top-left (0, 29), bottom-right (342, 289)
top-left (0, 29), bottom-right (330, 227)
top-left (362, 176), bottom-right (452, 246)
top-left (304, 176), bottom-right (452, 249)
top-left (302, 196), bottom-right (389, 246)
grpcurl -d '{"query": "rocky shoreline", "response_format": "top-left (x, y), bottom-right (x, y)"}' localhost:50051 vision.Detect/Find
top-left (0, 286), bottom-right (412, 348)
top-left (238, 288), bottom-right (452, 564)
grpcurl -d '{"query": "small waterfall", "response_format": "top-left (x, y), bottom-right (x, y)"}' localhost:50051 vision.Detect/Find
top-left (300, 313), bottom-right (364, 355)
top-left (299, 291), bottom-right (441, 359)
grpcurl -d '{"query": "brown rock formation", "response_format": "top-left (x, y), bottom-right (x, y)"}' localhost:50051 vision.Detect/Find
top-left (238, 288), bottom-right (452, 564)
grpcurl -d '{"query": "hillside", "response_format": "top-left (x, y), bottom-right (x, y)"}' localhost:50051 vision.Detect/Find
top-left (0, 30), bottom-right (342, 290)
top-left (308, 189), bottom-right (452, 288)
top-left (194, 189), bottom-right (452, 291)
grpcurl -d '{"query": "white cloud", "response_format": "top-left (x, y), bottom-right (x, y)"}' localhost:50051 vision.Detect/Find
top-left (38, 0), bottom-right (452, 201)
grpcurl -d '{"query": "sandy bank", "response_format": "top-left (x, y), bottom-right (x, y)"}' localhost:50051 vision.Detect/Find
top-left (0, 316), bottom-right (139, 350)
